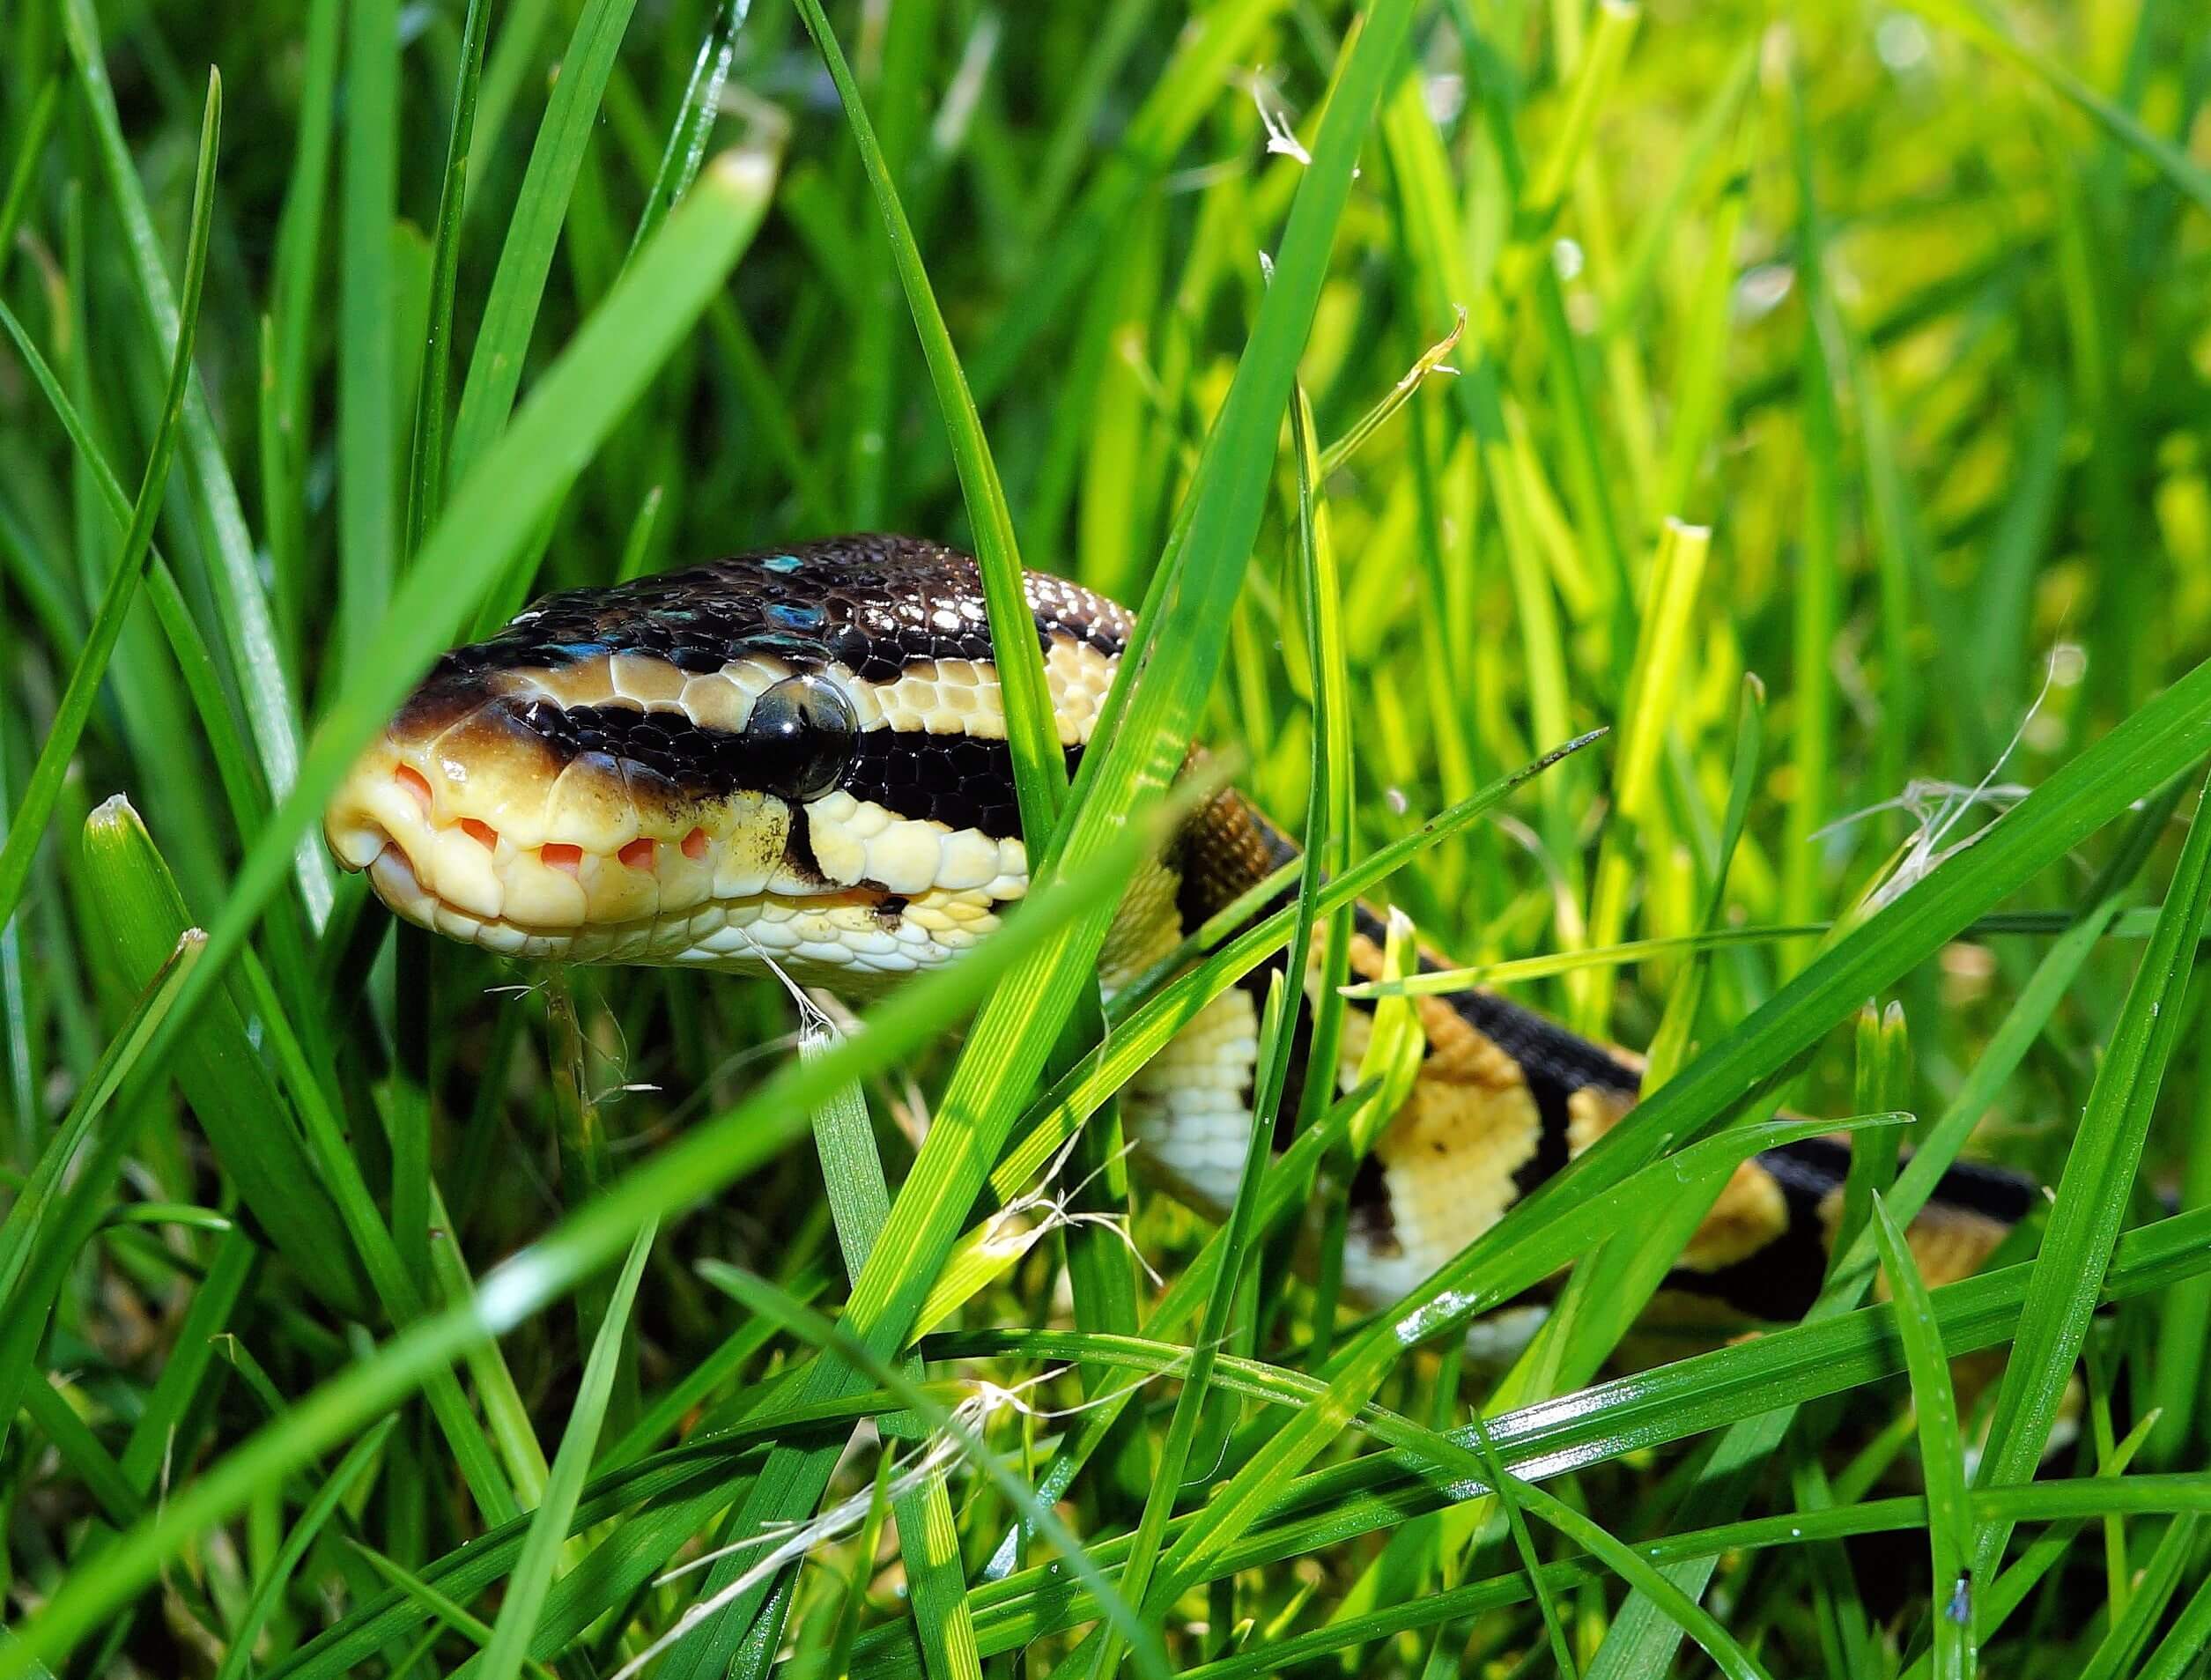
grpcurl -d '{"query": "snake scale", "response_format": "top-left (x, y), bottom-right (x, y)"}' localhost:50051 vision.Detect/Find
top-left (324, 534), bottom-right (2037, 1326)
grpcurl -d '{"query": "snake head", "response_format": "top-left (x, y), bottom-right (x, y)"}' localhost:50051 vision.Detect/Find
top-left (323, 537), bottom-right (1126, 982)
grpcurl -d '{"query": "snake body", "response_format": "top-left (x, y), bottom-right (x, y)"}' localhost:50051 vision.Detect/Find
top-left (325, 534), bottom-right (2037, 1320)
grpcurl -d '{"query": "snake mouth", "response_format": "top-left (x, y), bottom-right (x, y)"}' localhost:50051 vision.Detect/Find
top-left (323, 732), bottom-right (1018, 977)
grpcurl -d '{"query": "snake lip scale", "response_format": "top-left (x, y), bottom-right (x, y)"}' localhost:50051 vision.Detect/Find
top-left (325, 532), bottom-right (2039, 1328)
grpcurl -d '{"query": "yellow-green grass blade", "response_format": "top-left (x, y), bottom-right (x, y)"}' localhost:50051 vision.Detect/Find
top-left (0, 69), bottom-right (218, 935)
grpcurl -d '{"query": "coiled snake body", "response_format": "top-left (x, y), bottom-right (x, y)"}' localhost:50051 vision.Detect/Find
top-left (325, 535), bottom-right (2037, 1321)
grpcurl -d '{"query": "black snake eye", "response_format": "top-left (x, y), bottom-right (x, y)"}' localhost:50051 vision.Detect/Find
top-left (743, 674), bottom-right (856, 802)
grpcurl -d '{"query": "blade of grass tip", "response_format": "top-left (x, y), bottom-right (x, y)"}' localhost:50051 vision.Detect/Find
top-left (690, 1269), bottom-right (1168, 1680)
top-left (792, 0), bottom-right (1064, 835)
top-left (626, 0), bottom-right (747, 263)
top-left (660, 5), bottom-right (1420, 1669)
top-left (1871, 1192), bottom-right (1976, 1680)
top-left (478, 1221), bottom-right (658, 1680)
top-left (0, 69), bottom-right (218, 936)
top-left (211, 1418), bottom-right (397, 1680)
top-left (62, 0), bottom-right (325, 924)
top-left (79, 796), bottom-right (369, 1316)
top-left (338, 0), bottom-right (397, 663)
top-left (403, 0), bottom-right (491, 551)
top-left (450, 0), bottom-right (644, 593)
top-left (1970, 766), bottom-right (2211, 1582)
top-left (615, 485), bottom-right (664, 583)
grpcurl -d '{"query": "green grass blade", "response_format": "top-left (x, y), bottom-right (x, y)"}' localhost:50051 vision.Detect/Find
top-left (62, 0), bottom-right (326, 922)
top-left (1871, 1192), bottom-right (1975, 1680)
top-left (478, 1221), bottom-right (657, 1680)
top-left (211, 1417), bottom-right (396, 1680)
top-left (337, 0), bottom-right (397, 663)
top-left (403, 0), bottom-right (490, 551)
top-left (447, 0), bottom-right (642, 541)
top-left (1971, 766), bottom-right (2211, 1577)
top-left (792, 0), bottom-right (1064, 838)
top-left (0, 68), bottom-right (218, 934)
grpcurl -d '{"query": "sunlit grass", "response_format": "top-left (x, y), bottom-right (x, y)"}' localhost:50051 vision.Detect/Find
top-left (3, 1), bottom-right (2210, 1676)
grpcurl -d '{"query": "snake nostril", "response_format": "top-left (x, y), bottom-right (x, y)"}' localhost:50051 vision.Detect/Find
top-left (681, 826), bottom-right (707, 861)
top-left (618, 837), bottom-right (656, 870)
top-left (461, 818), bottom-right (499, 850)
top-left (542, 843), bottom-right (582, 876)
top-left (395, 764), bottom-right (433, 813)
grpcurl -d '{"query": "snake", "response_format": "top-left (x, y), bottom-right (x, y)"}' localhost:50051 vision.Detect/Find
top-left (323, 533), bottom-right (2038, 1327)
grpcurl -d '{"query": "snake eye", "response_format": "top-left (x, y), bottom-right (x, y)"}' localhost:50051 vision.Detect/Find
top-left (744, 674), bottom-right (856, 802)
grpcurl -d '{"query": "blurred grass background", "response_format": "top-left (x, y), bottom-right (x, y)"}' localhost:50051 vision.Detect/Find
top-left (4, 0), bottom-right (2211, 1676)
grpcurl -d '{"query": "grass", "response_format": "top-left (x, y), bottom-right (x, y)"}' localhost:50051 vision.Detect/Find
top-left (3, 0), bottom-right (2211, 1676)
